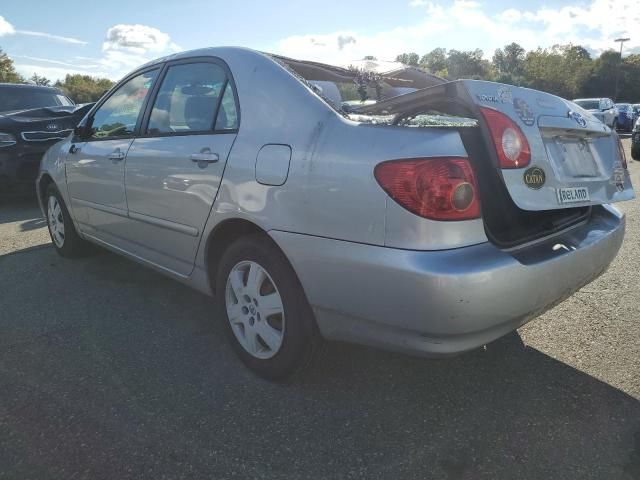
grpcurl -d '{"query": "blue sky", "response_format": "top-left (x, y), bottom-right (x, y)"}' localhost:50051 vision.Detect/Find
top-left (0, 0), bottom-right (636, 81)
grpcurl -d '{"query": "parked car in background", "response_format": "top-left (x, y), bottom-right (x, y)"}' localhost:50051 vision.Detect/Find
top-left (615, 103), bottom-right (634, 132)
top-left (573, 97), bottom-right (616, 128)
top-left (0, 103), bottom-right (93, 191)
top-left (38, 48), bottom-right (634, 379)
top-left (632, 104), bottom-right (640, 124)
top-left (0, 83), bottom-right (73, 113)
top-left (632, 117), bottom-right (640, 160)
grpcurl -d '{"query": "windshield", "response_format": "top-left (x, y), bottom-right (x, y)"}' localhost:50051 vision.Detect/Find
top-left (616, 104), bottom-right (631, 112)
top-left (574, 100), bottom-right (600, 110)
top-left (0, 88), bottom-right (73, 112)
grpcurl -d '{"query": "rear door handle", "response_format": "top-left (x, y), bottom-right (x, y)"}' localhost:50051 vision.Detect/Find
top-left (108, 149), bottom-right (126, 161)
top-left (190, 149), bottom-right (219, 164)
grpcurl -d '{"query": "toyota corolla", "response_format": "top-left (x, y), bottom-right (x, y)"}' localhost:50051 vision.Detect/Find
top-left (37, 48), bottom-right (634, 379)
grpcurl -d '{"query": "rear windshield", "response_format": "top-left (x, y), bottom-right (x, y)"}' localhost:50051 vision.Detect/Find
top-left (0, 88), bottom-right (73, 112)
top-left (574, 100), bottom-right (599, 110)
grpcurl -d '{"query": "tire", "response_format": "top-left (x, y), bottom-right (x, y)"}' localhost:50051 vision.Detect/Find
top-left (632, 144), bottom-right (640, 161)
top-left (216, 234), bottom-right (320, 380)
top-left (45, 184), bottom-right (88, 258)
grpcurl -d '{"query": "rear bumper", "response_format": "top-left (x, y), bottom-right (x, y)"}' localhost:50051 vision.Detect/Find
top-left (271, 205), bottom-right (625, 356)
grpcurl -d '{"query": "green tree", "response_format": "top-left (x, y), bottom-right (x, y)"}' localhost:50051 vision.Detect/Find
top-left (492, 42), bottom-right (527, 85)
top-left (617, 54), bottom-right (640, 102)
top-left (55, 74), bottom-right (114, 103)
top-left (30, 73), bottom-right (51, 86)
top-left (0, 48), bottom-right (22, 83)
top-left (447, 49), bottom-right (494, 80)
top-left (395, 52), bottom-right (420, 67)
top-left (420, 48), bottom-right (447, 76)
top-left (523, 44), bottom-right (592, 99)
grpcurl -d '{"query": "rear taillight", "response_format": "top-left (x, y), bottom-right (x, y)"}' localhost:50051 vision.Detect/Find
top-left (617, 137), bottom-right (628, 169)
top-left (374, 157), bottom-right (481, 221)
top-left (480, 107), bottom-right (531, 169)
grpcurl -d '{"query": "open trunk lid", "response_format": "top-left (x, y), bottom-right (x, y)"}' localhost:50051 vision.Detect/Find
top-left (355, 80), bottom-right (635, 211)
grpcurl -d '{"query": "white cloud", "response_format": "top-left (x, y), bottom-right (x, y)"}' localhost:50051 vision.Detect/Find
top-left (11, 55), bottom-right (99, 69)
top-left (15, 30), bottom-right (87, 45)
top-left (103, 24), bottom-right (179, 54)
top-left (10, 24), bottom-right (180, 82)
top-left (0, 15), bottom-right (86, 44)
top-left (277, 0), bottom-right (639, 65)
top-left (0, 15), bottom-right (14, 36)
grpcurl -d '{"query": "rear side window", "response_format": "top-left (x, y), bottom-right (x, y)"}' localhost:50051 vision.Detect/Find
top-left (147, 62), bottom-right (238, 134)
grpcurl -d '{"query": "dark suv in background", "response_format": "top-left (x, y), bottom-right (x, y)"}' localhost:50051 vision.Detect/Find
top-left (0, 84), bottom-right (93, 192)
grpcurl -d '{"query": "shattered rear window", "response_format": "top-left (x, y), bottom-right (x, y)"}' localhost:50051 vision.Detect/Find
top-left (347, 113), bottom-right (478, 128)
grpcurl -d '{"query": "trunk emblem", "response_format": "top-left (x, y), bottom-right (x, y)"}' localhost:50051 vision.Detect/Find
top-left (568, 111), bottom-right (587, 128)
top-left (523, 167), bottom-right (546, 190)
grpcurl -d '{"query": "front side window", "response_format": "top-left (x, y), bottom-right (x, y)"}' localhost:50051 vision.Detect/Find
top-left (148, 62), bottom-right (237, 134)
top-left (89, 69), bottom-right (158, 140)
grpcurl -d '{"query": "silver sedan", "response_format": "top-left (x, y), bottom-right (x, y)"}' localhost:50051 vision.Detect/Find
top-left (38, 47), bottom-right (634, 379)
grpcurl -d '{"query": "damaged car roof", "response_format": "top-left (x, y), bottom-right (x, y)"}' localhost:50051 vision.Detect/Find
top-left (270, 54), bottom-right (446, 90)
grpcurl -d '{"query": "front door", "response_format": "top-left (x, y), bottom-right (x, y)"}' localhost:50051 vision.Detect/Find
top-left (66, 69), bottom-right (159, 242)
top-left (123, 60), bottom-right (240, 275)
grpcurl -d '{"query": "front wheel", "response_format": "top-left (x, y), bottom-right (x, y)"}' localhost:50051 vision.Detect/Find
top-left (45, 184), bottom-right (88, 258)
top-left (216, 235), bottom-right (320, 380)
top-left (632, 144), bottom-right (640, 161)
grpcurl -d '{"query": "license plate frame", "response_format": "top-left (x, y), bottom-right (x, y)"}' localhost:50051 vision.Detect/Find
top-left (557, 187), bottom-right (590, 204)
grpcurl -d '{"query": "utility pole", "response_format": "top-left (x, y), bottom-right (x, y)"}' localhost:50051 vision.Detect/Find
top-left (614, 37), bottom-right (630, 101)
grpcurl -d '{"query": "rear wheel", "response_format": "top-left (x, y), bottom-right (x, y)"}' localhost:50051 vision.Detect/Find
top-left (632, 143), bottom-right (640, 161)
top-left (45, 184), bottom-right (87, 258)
top-left (216, 235), bottom-right (319, 380)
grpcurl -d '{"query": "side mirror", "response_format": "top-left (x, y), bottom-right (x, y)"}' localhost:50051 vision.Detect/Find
top-left (73, 118), bottom-right (93, 140)
top-left (73, 124), bottom-right (88, 139)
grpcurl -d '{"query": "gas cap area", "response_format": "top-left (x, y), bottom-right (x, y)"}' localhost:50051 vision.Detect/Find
top-left (255, 144), bottom-right (292, 186)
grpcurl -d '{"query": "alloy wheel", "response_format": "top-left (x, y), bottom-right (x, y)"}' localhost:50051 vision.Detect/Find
top-left (47, 195), bottom-right (65, 248)
top-left (225, 260), bottom-right (285, 359)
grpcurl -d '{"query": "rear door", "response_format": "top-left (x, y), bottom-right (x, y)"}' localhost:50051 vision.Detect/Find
top-left (122, 58), bottom-right (240, 276)
top-left (66, 69), bottom-right (159, 239)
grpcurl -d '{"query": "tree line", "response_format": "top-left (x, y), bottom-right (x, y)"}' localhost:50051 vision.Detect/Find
top-left (0, 47), bottom-right (114, 103)
top-left (395, 42), bottom-right (639, 102)
top-left (1, 42), bottom-right (638, 103)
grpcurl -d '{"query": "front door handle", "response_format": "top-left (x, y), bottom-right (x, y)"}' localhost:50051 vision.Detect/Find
top-left (108, 149), bottom-right (126, 161)
top-left (190, 148), bottom-right (219, 164)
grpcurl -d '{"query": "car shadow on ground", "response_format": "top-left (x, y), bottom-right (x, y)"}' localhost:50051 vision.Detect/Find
top-left (0, 246), bottom-right (638, 479)
top-left (0, 191), bottom-right (41, 225)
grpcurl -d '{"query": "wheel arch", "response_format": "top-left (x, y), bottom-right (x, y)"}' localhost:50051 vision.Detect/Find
top-left (205, 218), bottom-right (295, 297)
top-left (37, 173), bottom-right (56, 212)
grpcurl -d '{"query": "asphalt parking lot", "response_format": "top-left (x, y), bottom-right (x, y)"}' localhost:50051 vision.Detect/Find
top-left (0, 140), bottom-right (639, 480)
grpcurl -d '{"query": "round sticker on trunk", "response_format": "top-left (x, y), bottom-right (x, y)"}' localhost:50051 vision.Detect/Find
top-left (523, 166), bottom-right (545, 189)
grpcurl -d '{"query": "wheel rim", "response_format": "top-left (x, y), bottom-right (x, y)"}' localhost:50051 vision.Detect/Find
top-left (225, 260), bottom-right (285, 359)
top-left (47, 195), bottom-right (65, 248)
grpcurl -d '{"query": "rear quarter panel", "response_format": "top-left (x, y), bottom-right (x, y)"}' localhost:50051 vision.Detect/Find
top-left (195, 50), bottom-right (487, 268)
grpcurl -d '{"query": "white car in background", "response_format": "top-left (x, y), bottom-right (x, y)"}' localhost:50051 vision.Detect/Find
top-left (573, 98), bottom-right (616, 128)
